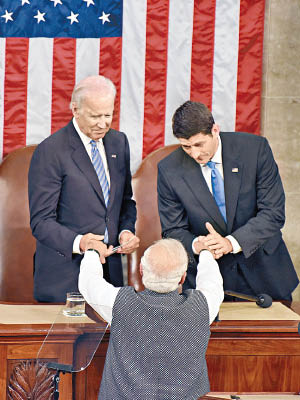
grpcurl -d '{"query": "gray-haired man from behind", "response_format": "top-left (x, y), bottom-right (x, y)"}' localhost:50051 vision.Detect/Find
top-left (79, 238), bottom-right (224, 400)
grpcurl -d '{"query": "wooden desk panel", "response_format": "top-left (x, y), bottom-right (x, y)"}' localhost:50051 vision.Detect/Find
top-left (0, 326), bottom-right (71, 399)
top-left (0, 323), bottom-right (107, 400)
top-left (87, 302), bottom-right (300, 397)
top-left (0, 302), bottom-right (299, 399)
top-left (205, 302), bottom-right (300, 393)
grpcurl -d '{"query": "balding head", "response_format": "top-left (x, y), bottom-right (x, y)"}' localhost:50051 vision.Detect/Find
top-left (141, 239), bottom-right (188, 293)
top-left (70, 75), bottom-right (116, 141)
top-left (71, 75), bottom-right (116, 107)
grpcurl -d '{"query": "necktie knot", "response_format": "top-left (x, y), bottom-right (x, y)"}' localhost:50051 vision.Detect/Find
top-left (90, 139), bottom-right (97, 150)
top-left (206, 160), bottom-right (216, 170)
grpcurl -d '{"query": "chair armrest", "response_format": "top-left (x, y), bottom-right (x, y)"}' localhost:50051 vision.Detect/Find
top-left (126, 252), bottom-right (144, 292)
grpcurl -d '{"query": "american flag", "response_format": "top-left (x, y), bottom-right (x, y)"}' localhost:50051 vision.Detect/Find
top-left (0, 0), bottom-right (265, 173)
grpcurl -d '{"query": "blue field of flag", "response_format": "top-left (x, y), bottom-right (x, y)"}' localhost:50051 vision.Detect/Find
top-left (0, 0), bottom-right (122, 38)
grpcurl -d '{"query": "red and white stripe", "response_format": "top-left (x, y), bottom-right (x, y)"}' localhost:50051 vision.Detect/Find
top-left (0, 0), bottom-right (265, 173)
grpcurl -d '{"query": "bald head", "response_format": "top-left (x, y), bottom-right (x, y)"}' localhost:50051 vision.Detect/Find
top-left (141, 239), bottom-right (188, 293)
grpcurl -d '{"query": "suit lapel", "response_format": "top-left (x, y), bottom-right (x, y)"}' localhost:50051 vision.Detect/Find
top-left (221, 133), bottom-right (243, 234)
top-left (180, 151), bottom-right (227, 234)
top-left (68, 122), bottom-right (106, 206)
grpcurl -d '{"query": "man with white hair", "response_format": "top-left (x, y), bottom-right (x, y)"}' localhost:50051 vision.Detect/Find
top-left (79, 238), bottom-right (224, 400)
top-left (29, 75), bottom-right (139, 302)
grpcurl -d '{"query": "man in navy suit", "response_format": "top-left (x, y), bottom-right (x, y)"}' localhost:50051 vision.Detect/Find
top-left (157, 101), bottom-right (299, 300)
top-left (28, 75), bottom-right (139, 302)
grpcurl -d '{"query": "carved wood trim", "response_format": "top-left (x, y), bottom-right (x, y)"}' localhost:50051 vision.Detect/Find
top-left (7, 360), bottom-right (55, 400)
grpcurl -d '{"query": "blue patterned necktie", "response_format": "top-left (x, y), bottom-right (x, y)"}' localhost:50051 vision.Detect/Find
top-left (90, 140), bottom-right (110, 242)
top-left (206, 161), bottom-right (227, 223)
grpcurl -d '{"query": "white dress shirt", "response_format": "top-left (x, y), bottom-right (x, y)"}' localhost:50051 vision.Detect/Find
top-left (78, 250), bottom-right (224, 325)
top-left (192, 136), bottom-right (242, 254)
top-left (72, 118), bottom-right (111, 253)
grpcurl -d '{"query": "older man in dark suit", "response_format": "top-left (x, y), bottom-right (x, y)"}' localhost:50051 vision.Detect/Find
top-left (157, 101), bottom-right (298, 300)
top-left (28, 75), bottom-right (139, 302)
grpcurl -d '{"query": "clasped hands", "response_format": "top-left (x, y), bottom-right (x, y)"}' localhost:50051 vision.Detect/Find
top-left (194, 222), bottom-right (232, 259)
top-left (80, 231), bottom-right (140, 264)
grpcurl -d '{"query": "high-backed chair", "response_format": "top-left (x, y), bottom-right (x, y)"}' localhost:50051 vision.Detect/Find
top-left (0, 145), bottom-right (37, 303)
top-left (127, 144), bottom-right (179, 291)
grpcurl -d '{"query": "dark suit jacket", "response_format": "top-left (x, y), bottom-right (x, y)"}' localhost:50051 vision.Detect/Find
top-left (157, 132), bottom-right (299, 299)
top-left (28, 121), bottom-right (136, 302)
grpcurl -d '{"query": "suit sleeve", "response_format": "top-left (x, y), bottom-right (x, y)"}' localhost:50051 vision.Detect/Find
top-left (231, 137), bottom-right (286, 258)
top-left (117, 135), bottom-right (136, 234)
top-left (157, 163), bottom-right (196, 254)
top-left (28, 142), bottom-right (77, 259)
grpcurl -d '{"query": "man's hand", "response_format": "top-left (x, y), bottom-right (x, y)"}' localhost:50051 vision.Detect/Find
top-left (193, 235), bottom-right (210, 255)
top-left (203, 222), bottom-right (233, 259)
top-left (85, 237), bottom-right (114, 264)
top-left (80, 233), bottom-right (105, 253)
top-left (118, 231), bottom-right (140, 254)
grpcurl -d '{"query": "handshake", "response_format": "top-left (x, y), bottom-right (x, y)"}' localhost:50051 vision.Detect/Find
top-left (79, 231), bottom-right (140, 264)
top-left (194, 222), bottom-right (233, 259)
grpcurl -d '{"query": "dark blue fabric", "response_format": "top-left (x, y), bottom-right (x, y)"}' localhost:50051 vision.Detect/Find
top-left (0, 0), bottom-right (122, 38)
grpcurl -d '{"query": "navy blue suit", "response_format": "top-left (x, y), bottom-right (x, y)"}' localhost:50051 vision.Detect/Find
top-left (28, 121), bottom-right (136, 302)
top-left (158, 132), bottom-right (299, 299)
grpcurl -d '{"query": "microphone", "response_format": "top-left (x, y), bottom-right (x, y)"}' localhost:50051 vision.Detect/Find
top-left (224, 290), bottom-right (272, 308)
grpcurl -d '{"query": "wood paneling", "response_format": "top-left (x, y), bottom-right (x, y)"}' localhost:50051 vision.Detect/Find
top-left (0, 303), bottom-right (299, 398)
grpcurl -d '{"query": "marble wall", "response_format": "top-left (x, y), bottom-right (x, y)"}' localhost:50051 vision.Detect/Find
top-left (261, 0), bottom-right (300, 300)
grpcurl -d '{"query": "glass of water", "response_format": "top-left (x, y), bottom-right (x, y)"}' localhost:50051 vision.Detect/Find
top-left (63, 292), bottom-right (86, 317)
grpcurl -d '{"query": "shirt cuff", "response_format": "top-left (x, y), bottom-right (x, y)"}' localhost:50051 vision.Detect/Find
top-left (192, 237), bottom-right (198, 254)
top-left (198, 249), bottom-right (214, 262)
top-left (226, 235), bottom-right (242, 254)
top-left (81, 249), bottom-right (103, 275)
top-left (73, 234), bottom-right (83, 254)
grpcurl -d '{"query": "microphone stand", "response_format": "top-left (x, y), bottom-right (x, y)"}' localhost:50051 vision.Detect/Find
top-left (47, 362), bottom-right (73, 400)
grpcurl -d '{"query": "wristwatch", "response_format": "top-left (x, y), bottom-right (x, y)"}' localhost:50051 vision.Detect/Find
top-left (86, 248), bottom-right (100, 256)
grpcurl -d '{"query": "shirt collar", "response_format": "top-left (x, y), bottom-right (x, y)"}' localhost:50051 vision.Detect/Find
top-left (212, 136), bottom-right (222, 163)
top-left (200, 136), bottom-right (222, 167)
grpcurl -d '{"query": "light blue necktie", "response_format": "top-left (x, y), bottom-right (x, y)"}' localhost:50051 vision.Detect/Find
top-left (90, 140), bottom-right (110, 242)
top-left (206, 161), bottom-right (227, 223)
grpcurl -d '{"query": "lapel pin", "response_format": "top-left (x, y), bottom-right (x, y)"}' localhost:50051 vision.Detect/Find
top-left (111, 154), bottom-right (117, 158)
top-left (232, 168), bottom-right (238, 173)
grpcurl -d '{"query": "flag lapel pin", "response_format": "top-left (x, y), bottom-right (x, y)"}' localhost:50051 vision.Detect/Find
top-left (232, 168), bottom-right (238, 173)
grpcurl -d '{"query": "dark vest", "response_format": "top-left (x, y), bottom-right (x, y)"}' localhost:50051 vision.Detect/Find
top-left (99, 286), bottom-right (210, 400)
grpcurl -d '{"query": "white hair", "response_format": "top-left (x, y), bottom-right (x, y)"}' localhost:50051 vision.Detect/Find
top-left (70, 75), bottom-right (116, 109)
top-left (141, 239), bottom-right (188, 293)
